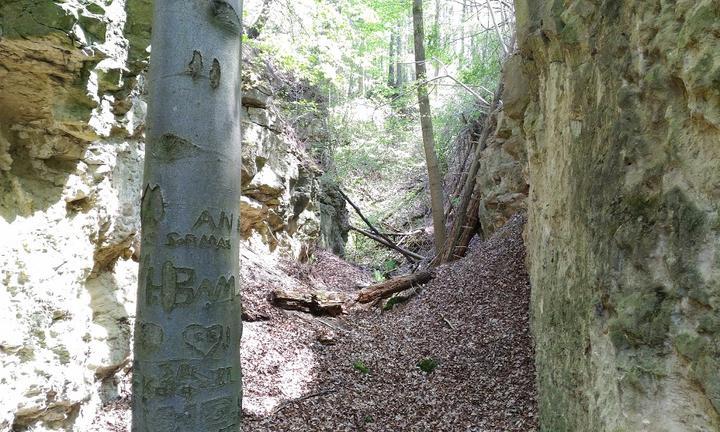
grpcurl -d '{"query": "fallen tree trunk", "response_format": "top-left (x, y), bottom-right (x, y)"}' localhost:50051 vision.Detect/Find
top-left (349, 225), bottom-right (425, 261)
top-left (270, 289), bottom-right (346, 316)
top-left (357, 271), bottom-right (433, 303)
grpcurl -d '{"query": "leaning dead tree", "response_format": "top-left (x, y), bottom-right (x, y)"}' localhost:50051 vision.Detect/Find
top-left (438, 84), bottom-right (503, 264)
top-left (132, 1), bottom-right (243, 431)
top-left (349, 226), bottom-right (425, 261)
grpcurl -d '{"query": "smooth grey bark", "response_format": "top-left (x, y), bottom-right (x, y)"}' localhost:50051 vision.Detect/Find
top-left (132, 1), bottom-right (243, 431)
top-left (412, 0), bottom-right (446, 252)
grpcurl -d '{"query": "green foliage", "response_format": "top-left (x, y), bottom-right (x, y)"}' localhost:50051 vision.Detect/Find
top-left (417, 357), bottom-right (438, 373)
top-left (353, 359), bottom-right (370, 374)
top-left (383, 258), bottom-right (399, 272)
top-left (383, 295), bottom-right (405, 311)
top-left (372, 269), bottom-right (385, 282)
top-left (246, 0), bottom-right (512, 270)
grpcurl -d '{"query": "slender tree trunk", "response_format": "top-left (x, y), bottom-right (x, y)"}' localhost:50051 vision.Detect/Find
top-left (246, 0), bottom-right (273, 39)
top-left (360, 66), bottom-right (366, 96)
top-left (460, 0), bottom-right (466, 66)
top-left (412, 0), bottom-right (446, 252)
top-left (433, 0), bottom-right (441, 77)
top-left (486, 0), bottom-right (508, 56)
top-left (348, 70), bottom-right (355, 98)
top-left (388, 30), bottom-right (397, 87)
top-left (132, 1), bottom-right (243, 431)
top-left (395, 22), bottom-right (406, 87)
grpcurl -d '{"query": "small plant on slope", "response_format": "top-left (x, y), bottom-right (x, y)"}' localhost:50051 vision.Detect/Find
top-left (417, 357), bottom-right (438, 373)
top-left (353, 360), bottom-right (370, 374)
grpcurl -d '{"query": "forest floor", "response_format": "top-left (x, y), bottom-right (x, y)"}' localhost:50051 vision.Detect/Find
top-left (92, 214), bottom-right (537, 431)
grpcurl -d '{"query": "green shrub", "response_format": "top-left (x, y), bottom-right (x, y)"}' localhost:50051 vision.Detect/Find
top-left (353, 360), bottom-right (370, 374)
top-left (417, 357), bottom-right (438, 373)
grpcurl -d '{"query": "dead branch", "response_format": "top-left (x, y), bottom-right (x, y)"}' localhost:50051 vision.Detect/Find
top-left (273, 389), bottom-right (338, 415)
top-left (349, 226), bottom-right (425, 261)
top-left (340, 189), bottom-right (425, 262)
top-left (440, 313), bottom-right (456, 330)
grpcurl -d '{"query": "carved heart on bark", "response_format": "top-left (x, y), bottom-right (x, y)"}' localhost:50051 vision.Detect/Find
top-left (183, 324), bottom-right (224, 357)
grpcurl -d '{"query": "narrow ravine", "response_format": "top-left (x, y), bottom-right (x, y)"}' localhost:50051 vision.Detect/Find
top-left (244, 215), bottom-right (537, 431)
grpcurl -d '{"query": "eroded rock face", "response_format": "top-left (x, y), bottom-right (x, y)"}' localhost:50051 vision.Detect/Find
top-left (0, 1), bottom-right (143, 430)
top-left (505, 1), bottom-right (720, 430)
top-left (0, 1), bottom-right (333, 430)
top-left (239, 59), bottom-right (325, 262)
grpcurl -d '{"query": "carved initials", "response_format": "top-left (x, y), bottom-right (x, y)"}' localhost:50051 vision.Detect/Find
top-left (166, 232), bottom-right (232, 250)
top-left (201, 396), bottom-right (236, 428)
top-left (182, 324), bottom-right (231, 358)
top-left (192, 210), bottom-right (234, 232)
top-left (145, 261), bottom-right (235, 312)
top-left (141, 361), bottom-right (236, 399)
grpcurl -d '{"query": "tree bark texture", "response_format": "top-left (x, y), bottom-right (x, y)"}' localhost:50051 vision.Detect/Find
top-left (132, 1), bottom-right (243, 431)
top-left (412, 0), bottom-right (447, 252)
top-left (396, 22), bottom-right (406, 86)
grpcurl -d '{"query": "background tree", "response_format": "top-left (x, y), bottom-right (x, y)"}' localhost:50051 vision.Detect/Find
top-left (132, 0), bottom-right (243, 430)
top-left (412, 0), bottom-right (446, 251)
top-left (246, 0), bottom-right (274, 39)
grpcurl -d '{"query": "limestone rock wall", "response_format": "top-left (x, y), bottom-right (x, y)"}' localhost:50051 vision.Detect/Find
top-left (0, 1), bottom-right (334, 430)
top-left (505, 0), bottom-right (720, 430)
top-left (0, 1), bottom-right (143, 430)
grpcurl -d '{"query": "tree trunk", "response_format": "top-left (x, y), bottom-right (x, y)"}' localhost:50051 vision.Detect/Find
top-left (460, 0), bottom-right (466, 65)
top-left (433, 0), bottom-right (441, 77)
top-left (132, 1), bottom-right (243, 431)
top-left (388, 30), bottom-right (397, 87)
top-left (396, 22), bottom-right (407, 87)
top-left (439, 85), bottom-right (503, 264)
top-left (412, 0), bottom-right (447, 252)
top-left (246, 0), bottom-right (273, 39)
top-left (270, 289), bottom-right (346, 316)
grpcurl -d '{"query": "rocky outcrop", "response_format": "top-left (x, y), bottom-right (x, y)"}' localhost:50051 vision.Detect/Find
top-left (495, 1), bottom-right (720, 430)
top-left (318, 179), bottom-right (350, 256)
top-left (0, 1), bottom-right (143, 430)
top-left (0, 2), bottom-right (336, 430)
top-left (240, 83), bottom-right (322, 260)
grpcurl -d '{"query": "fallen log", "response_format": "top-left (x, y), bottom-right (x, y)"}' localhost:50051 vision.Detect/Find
top-left (357, 271), bottom-right (433, 303)
top-left (270, 289), bottom-right (346, 316)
